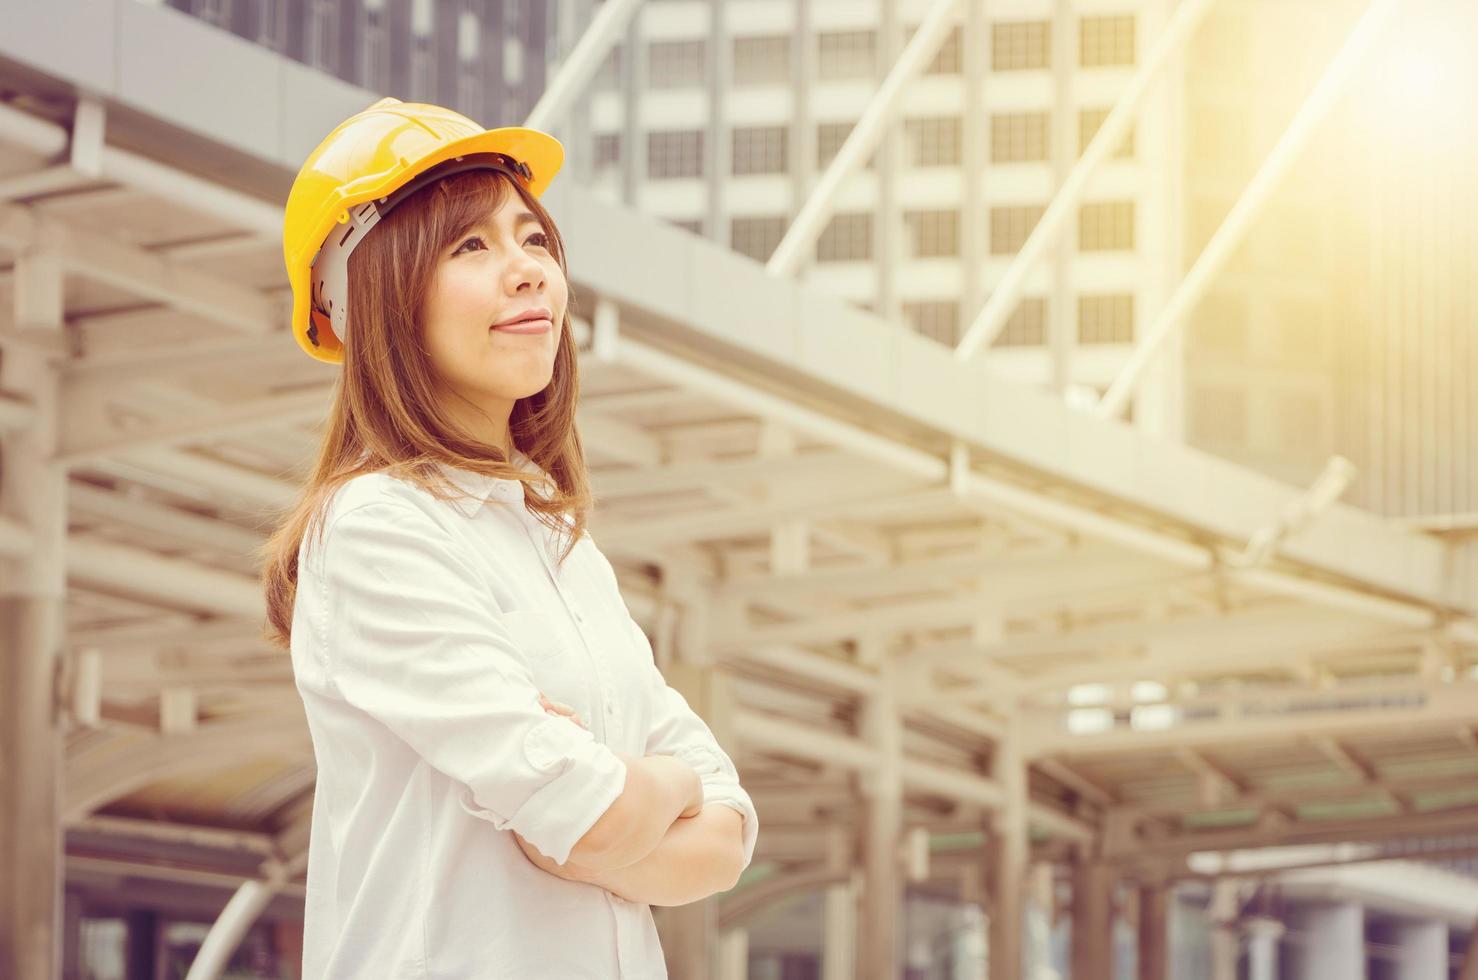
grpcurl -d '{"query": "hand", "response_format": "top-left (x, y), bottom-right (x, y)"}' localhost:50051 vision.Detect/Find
top-left (515, 695), bottom-right (608, 884)
top-left (511, 828), bottom-right (610, 887)
top-left (537, 691), bottom-right (585, 730)
top-left (662, 755), bottom-right (704, 819)
top-left (679, 793), bottom-right (704, 820)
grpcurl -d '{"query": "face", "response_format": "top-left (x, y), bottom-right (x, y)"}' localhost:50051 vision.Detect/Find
top-left (420, 187), bottom-right (567, 444)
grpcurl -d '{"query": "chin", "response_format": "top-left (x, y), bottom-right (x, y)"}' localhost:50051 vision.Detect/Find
top-left (503, 373), bottom-right (555, 400)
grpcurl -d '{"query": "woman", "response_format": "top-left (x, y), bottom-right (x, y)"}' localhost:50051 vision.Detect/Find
top-left (259, 97), bottom-right (758, 979)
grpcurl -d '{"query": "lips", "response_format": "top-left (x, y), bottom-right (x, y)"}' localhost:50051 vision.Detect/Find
top-left (492, 307), bottom-right (552, 329)
top-left (491, 316), bottom-right (552, 334)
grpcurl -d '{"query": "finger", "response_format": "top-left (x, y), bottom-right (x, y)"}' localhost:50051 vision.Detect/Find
top-left (536, 698), bottom-right (586, 728)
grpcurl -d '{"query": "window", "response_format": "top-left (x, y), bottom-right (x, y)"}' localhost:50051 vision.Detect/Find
top-left (904, 210), bottom-right (960, 258)
top-left (1080, 15), bottom-right (1135, 68)
top-left (731, 215), bottom-right (787, 263)
top-left (990, 205), bottom-right (1045, 254)
top-left (991, 112), bottom-right (1049, 163)
top-left (903, 301), bottom-right (960, 345)
top-left (817, 213), bottom-right (873, 262)
top-left (648, 39), bottom-right (705, 88)
top-left (732, 126), bottom-right (788, 175)
top-left (818, 122), bottom-right (875, 170)
top-left (994, 298), bottom-right (1047, 347)
top-left (647, 131), bottom-right (704, 179)
top-left (1079, 201), bottom-right (1135, 251)
top-left (1078, 294), bottom-right (1135, 344)
top-left (992, 21), bottom-right (1049, 71)
top-left (734, 36), bottom-right (790, 86)
top-left (818, 30), bottom-right (877, 80)
top-left (904, 24), bottom-right (962, 75)
top-left (593, 133), bottom-right (621, 174)
top-left (1078, 108), bottom-right (1135, 159)
top-left (904, 117), bottom-right (962, 167)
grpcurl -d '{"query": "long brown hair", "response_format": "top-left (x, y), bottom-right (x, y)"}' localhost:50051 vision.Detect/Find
top-left (259, 168), bottom-right (592, 650)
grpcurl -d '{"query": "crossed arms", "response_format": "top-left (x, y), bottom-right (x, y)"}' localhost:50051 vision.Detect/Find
top-left (513, 694), bottom-right (747, 906)
top-left (514, 797), bottom-right (746, 907)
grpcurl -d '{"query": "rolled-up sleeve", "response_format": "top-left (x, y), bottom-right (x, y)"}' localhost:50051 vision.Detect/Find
top-left (629, 618), bottom-right (759, 871)
top-left (319, 500), bottom-right (628, 866)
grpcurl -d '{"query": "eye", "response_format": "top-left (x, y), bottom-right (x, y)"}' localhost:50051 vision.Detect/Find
top-left (452, 231), bottom-right (551, 255)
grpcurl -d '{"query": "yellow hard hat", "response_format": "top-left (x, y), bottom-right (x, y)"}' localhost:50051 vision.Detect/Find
top-left (282, 97), bottom-right (564, 364)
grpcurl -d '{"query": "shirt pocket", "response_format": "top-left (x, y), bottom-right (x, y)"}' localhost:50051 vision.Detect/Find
top-left (499, 608), bottom-right (563, 659)
top-left (498, 608), bottom-right (590, 718)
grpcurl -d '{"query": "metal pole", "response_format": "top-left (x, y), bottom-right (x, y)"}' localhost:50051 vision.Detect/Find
top-left (954, 0), bottom-right (1220, 360)
top-left (523, 0), bottom-right (646, 132)
top-left (184, 865), bottom-right (289, 980)
top-left (1245, 918), bottom-right (1284, 980)
top-left (1096, 0), bottom-right (1401, 419)
top-left (766, 0), bottom-right (961, 278)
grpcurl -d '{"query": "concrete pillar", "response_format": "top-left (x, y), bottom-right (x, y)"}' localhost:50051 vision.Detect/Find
top-left (619, 3), bottom-right (644, 208)
top-left (655, 894), bottom-right (716, 978)
top-left (61, 887), bottom-right (84, 980)
top-left (272, 919), bottom-right (303, 980)
top-left (715, 927), bottom-right (749, 980)
top-left (857, 650), bottom-right (903, 980)
top-left (1208, 881), bottom-right (1241, 980)
top-left (1136, 883), bottom-right (1169, 980)
top-left (1461, 914), bottom-right (1478, 980)
top-left (960, 0), bottom-right (986, 330)
top-left (1291, 902), bottom-right (1364, 980)
top-left (822, 830), bottom-right (857, 980)
top-left (1245, 917), bottom-right (1284, 980)
top-left (988, 720), bottom-right (1028, 980)
top-left (1133, 0), bottom-right (1188, 440)
top-left (654, 657), bottom-right (734, 978)
top-left (1048, 0), bottom-right (1076, 395)
top-left (1392, 920), bottom-right (1447, 980)
top-left (702, 0), bottom-right (729, 243)
top-left (874, 0), bottom-right (902, 322)
top-left (1026, 863), bottom-right (1057, 980)
top-left (0, 345), bottom-right (67, 980)
top-left (1070, 861), bottom-right (1113, 980)
top-left (126, 908), bottom-right (159, 980)
top-left (1454, 922), bottom-right (1478, 980)
top-left (789, 0), bottom-right (815, 234)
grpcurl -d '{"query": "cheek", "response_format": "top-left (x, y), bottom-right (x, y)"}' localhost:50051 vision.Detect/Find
top-left (537, 258), bottom-right (568, 308)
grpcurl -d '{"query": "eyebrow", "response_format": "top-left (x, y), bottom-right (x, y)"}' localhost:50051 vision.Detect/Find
top-left (466, 212), bottom-right (544, 237)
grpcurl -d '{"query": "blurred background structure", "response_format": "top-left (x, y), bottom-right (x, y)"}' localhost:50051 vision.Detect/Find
top-left (1, 0), bottom-right (1476, 977)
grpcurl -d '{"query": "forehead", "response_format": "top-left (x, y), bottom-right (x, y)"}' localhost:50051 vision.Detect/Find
top-left (472, 199), bottom-right (542, 229)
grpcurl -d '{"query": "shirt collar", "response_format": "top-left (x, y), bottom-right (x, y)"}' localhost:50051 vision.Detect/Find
top-left (436, 448), bottom-right (551, 517)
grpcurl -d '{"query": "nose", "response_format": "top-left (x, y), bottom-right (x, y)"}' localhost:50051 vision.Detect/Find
top-left (504, 246), bottom-right (545, 294)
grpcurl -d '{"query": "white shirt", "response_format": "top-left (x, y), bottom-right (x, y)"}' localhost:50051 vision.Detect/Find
top-left (289, 449), bottom-right (758, 979)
